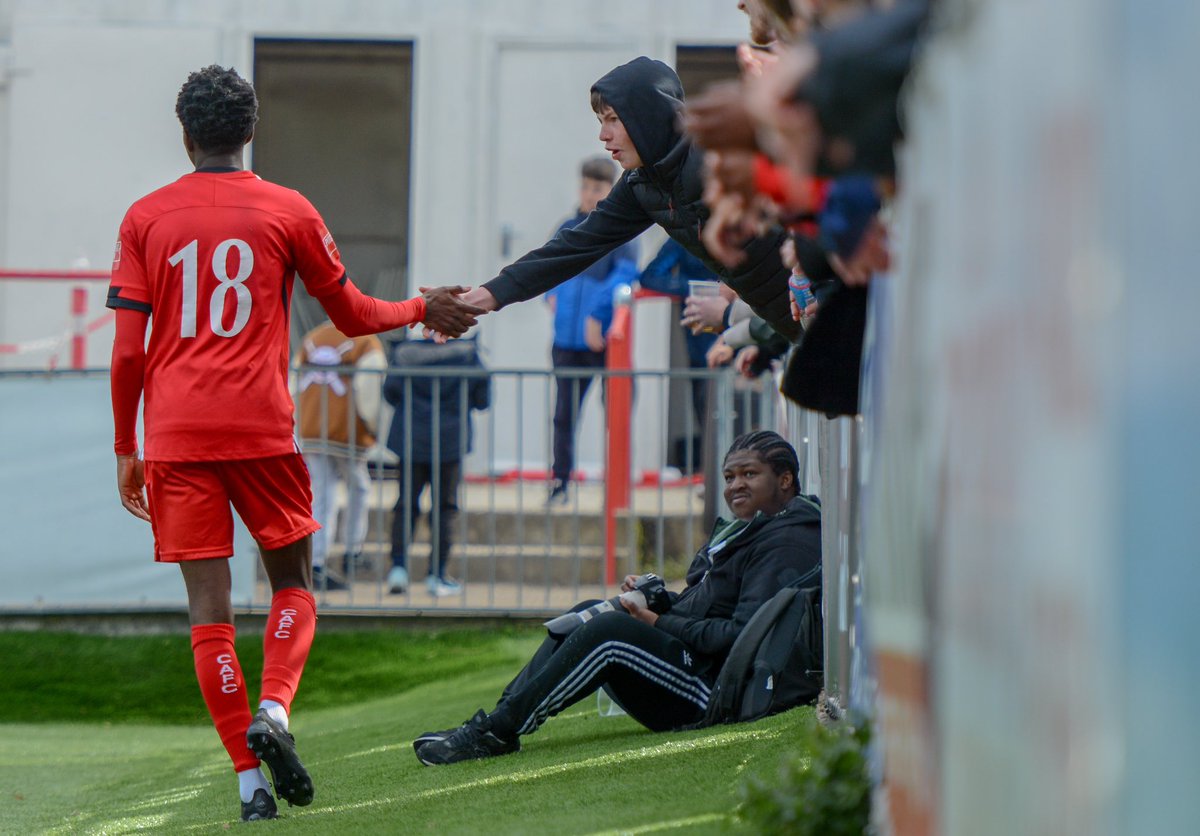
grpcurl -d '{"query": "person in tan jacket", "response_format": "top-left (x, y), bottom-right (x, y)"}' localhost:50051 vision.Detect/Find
top-left (295, 321), bottom-right (387, 590)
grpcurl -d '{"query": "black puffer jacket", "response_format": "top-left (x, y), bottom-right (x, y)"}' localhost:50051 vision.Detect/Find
top-left (483, 56), bottom-right (798, 341)
top-left (655, 494), bottom-right (822, 679)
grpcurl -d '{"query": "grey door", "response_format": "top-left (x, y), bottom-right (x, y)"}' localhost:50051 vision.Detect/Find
top-left (252, 39), bottom-right (414, 349)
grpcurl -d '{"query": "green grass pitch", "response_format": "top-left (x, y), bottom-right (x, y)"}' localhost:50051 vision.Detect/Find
top-left (0, 627), bottom-right (814, 834)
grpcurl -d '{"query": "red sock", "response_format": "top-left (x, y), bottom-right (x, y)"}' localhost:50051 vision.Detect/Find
top-left (260, 587), bottom-right (317, 714)
top-left (191, 623), bottom-right (259, 772)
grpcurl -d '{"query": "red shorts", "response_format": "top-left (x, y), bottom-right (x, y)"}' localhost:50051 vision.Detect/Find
top-left (144, 454), bottom-right (320, 562)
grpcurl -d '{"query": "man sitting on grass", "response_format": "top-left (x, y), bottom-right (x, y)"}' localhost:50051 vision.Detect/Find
top-left (413, 430), bottom-right (821, 765)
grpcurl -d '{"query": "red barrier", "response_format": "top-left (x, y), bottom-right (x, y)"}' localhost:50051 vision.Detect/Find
top-left (0, 270), bottom-right (110, 369)
top-left (604, 303), bottom-right (633, 586)
top-left (70, 286), bottom-right (88, 369)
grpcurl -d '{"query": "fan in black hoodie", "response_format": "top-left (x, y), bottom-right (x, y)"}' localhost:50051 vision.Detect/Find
top-left (457, 56), bottom-right (801, 342)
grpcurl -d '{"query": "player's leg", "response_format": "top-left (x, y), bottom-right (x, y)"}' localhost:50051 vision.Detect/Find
top-left (256, 536), bottom-right (317, 720)
top-left (259, 534), bottom-right (316, 716)
top-left (144, 459), bottom-right (274, 819)
top-left (248, 535), bottom-right (316, 807)
top-left (222, 455), bottom-right (320, 807)
top-left (179, 559), bottom-right (274, 814)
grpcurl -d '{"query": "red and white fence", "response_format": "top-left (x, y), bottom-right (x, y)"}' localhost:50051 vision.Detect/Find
top-left (0, 270), bottom-right (113, 369)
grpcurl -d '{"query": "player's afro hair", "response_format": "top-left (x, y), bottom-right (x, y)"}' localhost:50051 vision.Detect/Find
top-left (175, 65), bottom-right (258, 153)
top-left (725, 430), bottom-right (800, 495)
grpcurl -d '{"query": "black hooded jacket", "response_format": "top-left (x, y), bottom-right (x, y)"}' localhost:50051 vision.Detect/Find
top-left (482, 57), bottom-right (799, 342)
top-left (655, 493), bottom-right (822, 679)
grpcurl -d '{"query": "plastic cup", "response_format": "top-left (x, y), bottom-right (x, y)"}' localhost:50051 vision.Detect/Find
top-left (687, 279), bottom-right (721, 299)
top-left (597, 688), bottom-right (627, 717)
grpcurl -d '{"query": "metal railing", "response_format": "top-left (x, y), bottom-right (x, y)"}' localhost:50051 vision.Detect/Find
top-left (287, 361), bottom-right (790, 615)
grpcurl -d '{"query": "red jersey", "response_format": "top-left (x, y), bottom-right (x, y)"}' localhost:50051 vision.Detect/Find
top-left (108, 170), bottom-right (347, 461)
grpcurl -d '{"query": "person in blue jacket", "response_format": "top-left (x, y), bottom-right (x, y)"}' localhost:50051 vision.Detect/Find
top-left (544, 156), bottom-right (639, 505)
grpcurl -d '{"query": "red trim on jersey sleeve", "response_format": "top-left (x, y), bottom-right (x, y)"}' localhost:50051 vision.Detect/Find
top-left (111, 307), bottom-right (149, 456)
top-left (315, 277), bottom-right (426, 336)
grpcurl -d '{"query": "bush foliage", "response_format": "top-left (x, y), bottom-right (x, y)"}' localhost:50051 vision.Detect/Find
top-left (737, 717), bottom-right (872, 835)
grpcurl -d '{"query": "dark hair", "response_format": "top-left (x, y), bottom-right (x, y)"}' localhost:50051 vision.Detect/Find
top-left (175, 65), bottom-right (258, 153)
top-left (590, 89), bottom-right (611, 115)
top-left (724, 430), bottom-right (800, 494)
top-left (580, 155), bottom-right (618, 184)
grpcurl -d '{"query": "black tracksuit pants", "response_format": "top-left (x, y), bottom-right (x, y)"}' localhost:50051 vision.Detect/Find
top-left (487, 603), bottom-right (712, 739)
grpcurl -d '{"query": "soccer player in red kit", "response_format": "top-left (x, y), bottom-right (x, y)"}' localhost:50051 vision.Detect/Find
top-left (107, 65), bottom-right (482, 823)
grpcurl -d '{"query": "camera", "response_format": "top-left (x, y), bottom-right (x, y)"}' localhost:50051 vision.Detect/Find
top-left (543, 573), bottom-right (672, 638)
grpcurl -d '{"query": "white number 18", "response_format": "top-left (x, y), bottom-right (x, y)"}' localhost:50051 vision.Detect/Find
top-left (169, 238), bottom-right (255, 338)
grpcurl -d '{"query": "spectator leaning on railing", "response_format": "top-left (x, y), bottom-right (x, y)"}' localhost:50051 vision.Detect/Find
top-left (437, 55), bottom-right (802, 345)
top-left (684, 0), bottom-right (933, 415)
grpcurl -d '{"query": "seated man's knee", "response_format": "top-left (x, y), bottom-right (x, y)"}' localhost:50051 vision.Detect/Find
top-left (571, 609), bottom-right (637, 642)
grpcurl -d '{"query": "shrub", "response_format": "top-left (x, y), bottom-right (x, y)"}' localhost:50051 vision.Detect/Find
top-left (736, 717), bottom-right (872, 835)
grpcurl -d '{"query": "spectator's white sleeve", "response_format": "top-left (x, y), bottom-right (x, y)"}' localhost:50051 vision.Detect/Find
top-left (723, 318), bottom-right (755, 350)
top-left (353, 348), bottom-right (387, 436)
top-left (727, 299), bottom-right (754, 327)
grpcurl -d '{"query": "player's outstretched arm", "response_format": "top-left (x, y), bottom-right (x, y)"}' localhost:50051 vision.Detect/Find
top-left (318, 277), bottom-right (431, 337)
top-left (420, 285), bottom-right (488, 338)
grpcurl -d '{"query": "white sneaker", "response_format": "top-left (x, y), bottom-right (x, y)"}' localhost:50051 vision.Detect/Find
top-left (387, 567), bottom-right (409, 594)
top-left (425, 576), bottom-right (463, 597)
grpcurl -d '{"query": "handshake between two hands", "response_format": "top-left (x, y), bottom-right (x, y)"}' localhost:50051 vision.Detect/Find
top-left (417, 285), bottom-right (498, 342)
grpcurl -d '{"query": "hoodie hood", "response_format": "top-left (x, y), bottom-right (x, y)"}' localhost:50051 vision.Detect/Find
top-left (591, 57), bottom-right (684, 173)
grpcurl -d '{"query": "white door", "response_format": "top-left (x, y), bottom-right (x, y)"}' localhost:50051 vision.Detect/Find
top-left (478, 41), bottom-right (637, 475)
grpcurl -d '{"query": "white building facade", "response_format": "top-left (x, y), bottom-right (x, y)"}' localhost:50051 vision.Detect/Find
top-left (0, 0), bottom-right (746, 472)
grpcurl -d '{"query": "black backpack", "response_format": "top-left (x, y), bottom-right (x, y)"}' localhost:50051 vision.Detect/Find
top-left (700, 574), bottom-right (824, 726)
